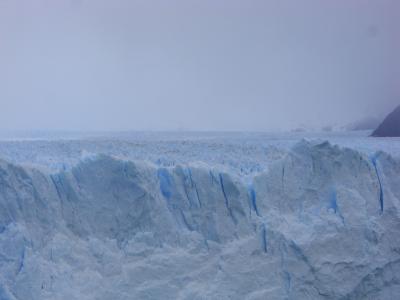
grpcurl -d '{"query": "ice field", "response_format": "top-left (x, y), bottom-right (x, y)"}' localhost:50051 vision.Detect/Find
top-left (0, 131), bottom-right (400, 299)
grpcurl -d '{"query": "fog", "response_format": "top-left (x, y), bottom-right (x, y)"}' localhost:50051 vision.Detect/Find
top-left (0, 0), bottom-right (399, 131)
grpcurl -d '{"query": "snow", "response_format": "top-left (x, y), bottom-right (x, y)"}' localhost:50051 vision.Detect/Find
top-left (0, 130), bottom-right (400, 176)
top-left (0, 131), bottom-right (400, 299)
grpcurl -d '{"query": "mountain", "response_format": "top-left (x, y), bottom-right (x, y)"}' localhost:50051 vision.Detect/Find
top-left (372, 105), bottom-right (400, 137)
top-left (346, 116), bottom-right (381, 131)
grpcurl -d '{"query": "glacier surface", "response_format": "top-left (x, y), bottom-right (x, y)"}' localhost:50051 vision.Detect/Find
top-left (0, 135), bottom-right (400, 299)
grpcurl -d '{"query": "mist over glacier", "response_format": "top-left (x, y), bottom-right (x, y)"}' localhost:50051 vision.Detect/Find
top-left (1, 136), bottom-right (400, 299)
top-left (0, 0), bottom-right (399, 131)
top-left (0, 0), bottom-right (399, 298)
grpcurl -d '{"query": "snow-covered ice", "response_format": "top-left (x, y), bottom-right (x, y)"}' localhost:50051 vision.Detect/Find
top-left (1, 130), bottom-right (400, 175)
top-left (0, 131), bottom-right (400, 299)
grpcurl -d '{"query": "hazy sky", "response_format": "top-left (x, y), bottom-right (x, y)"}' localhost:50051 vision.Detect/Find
top-left (0, 0), bottom-right (399, 131)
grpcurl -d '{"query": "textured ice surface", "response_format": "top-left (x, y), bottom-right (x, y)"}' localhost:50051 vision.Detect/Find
top-left (0, 132), bottom-right (400, 299)
top-left (1, 130), bottom-right (400, 176)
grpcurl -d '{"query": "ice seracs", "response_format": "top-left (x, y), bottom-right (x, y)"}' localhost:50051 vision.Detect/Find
top-left (0, 141), bottom-right (400, 299)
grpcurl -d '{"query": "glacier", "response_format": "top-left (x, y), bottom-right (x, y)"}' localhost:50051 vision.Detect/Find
top-left (0, 138), bottom-right (400, 299)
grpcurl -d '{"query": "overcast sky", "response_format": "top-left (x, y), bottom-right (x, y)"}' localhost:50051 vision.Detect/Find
top-left (0, 0), bottom-right (399, 131)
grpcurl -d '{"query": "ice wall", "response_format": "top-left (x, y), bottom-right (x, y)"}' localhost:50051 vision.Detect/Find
top-left (0, 141), bottom-right (400, 299)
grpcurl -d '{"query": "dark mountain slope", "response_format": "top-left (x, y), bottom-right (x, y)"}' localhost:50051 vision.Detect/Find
top-left (372, 105), bottom-right (400, 137)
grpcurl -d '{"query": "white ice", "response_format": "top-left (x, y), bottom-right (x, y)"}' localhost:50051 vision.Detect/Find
top-left (0, 132), bottom-right (400, 299)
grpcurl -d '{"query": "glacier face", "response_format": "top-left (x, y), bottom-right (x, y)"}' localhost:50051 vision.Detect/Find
top-left (1, 140), bottom-right (400, 299)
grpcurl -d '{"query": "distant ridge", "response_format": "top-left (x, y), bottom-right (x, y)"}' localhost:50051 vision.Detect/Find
top-left (372, 105), bottom-right (400, 137)
top-left (347, 116), bottom-right (381, 131)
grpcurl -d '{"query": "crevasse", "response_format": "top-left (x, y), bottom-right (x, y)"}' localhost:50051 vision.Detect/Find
top-left (0, 141), bottom-right (399, 300)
